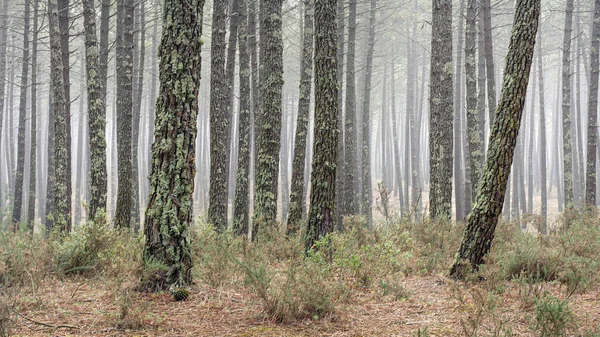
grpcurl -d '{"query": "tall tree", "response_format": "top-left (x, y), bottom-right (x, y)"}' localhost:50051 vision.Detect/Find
top-left (453, 0), bottom-right (466, 220)
top-left (287, 0), bottom-right (314, 233)
top-left (359, 0), bottom-right (377, 224)
top-left (429, 0), bottom-right (454, 220)
top-left (12, 0), bottom-right (30, 230)
top-left (252, 0), bottom-right (284, 238)
top-left (115, 0), bottom-right (134, 228)
top-left (562, 0), bottom-right (575, 207)
top-left (341, 0), bottom-right (357, 218)
top-left (465, 0), bottom-right (482, 204)
top-left (334, 0), bottom-right (344, 229)
top-left (58, 0), bottom-right (71, 224)
top-left (208, 0), bottom-right (228, 231)
top-left (28, 0), bottom-right (39, 231)
top-left (225, 0), bottom-right (240, 211)
top-left (305, 0), bottom-right (338, 250)
top-left (482, 0), bottom-right (496, 126)
top-left (143, 0), bottom-right (204, 290)
top-left (450, 0), bottom-right (540, 278)
top-left (585, 0), bottom-right (600, 206)
top-left (0, 0), bottom-right (9, 205)
top-left (84, 0), bottom-right (107, 222)
top-left (49, 0), bottom-right (71, 232)
top-left (232, 0), bottom-right (252, 236)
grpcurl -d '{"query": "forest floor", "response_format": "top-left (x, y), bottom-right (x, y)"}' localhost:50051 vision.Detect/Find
top-left (9, 274), bottom-right (600, 336)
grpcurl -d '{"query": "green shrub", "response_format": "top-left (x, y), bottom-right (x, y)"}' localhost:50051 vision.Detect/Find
top-left (532, 294), bottom-right (574, 337)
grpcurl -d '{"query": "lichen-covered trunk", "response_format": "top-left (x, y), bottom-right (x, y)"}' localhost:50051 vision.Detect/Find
top-left (305, 0), bottom-right (338, 251)
top-left (232, 0), bottom-right (252, 236)
top-left (12, 0), bottom-right (30, 231)
top-left (585, 0), bottom-right (600, 206)
top-left (482, 0), bottom-right (496, 127)
top-left (465, 0), bottom-right (482, 206)
top-left (287, 0), bottom-right (314, 234)
top-left (83, 0), bottom-right (107, 223)
top-left (28, 0), bottom-right (39, 232)
top-left (429, 0), bottom-right (454, 220)
top-left (450, 0), bottom-right (540, 278)
top-left (49, 0), bottom-right (71, 232)
top-left (562, 0), bottom-right (574, 207)
top-left (341, 0), bottom-right (357, 219)
top-left (58, 0), bottom-right (72, 225)
top-left (115, 0), bottom-right (134, 228)
top-left (252, 0), bottom-right (284, 239)
top-left (143, 0), bottom-right (204, 290)
top-left (359, 0), bottom-right (377, 225)
top-left (208, 0), bottom-right (229, 231)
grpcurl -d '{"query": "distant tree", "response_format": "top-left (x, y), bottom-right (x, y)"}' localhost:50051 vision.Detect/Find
top-left (334, 0), bottom-right (345, 229)
top-left (0, 0), bottom-right (8, 207)
top-left (208, 0), bottom-right (229, 231)
top-left (450, 0), bottom-right (540, 278)
top-left (143, 0), bottom-right (205, 290)
top-left (585, 0), bottom-right (600, 206)
top-left (287, 0), bottom-right (314, 234)
top-left (482, 0), bottom-right (496, 127)
top-left (429, 0), bottom-right (454, 220)
top-left (305, 0), bottom-right (338, 250)
top-left (83, 0), bottom-right (107, 222)
top-left (49, 0), bottom-right (71, 232)
top-left (253, 0), bottom-right (284, 239)
top-left (12, 0), bottom-right (30, 231)
top-left (115, 0), bottom-right (134, 228)
top-left (28, 0), bottom-right (40, 231)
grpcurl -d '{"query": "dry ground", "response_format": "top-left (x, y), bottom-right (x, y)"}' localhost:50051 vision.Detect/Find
top-left (9, 274), bottom-right (600, 337)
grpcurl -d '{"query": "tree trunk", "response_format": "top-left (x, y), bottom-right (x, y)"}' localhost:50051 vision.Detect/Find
top-left (305, 0), bottom-right (338, 250)
top-left (115, 0), bottom-right (134, 228)
top-left (562, 0), bottom-right (575, 207)
top-left (537, 46), bottom-right (548, 233)
top-left (143, 0), bottom-right (204, 290)
top-left (12, 0), bottom-right (30, 231)
top-left (454, 0), bottom-right (465, 221)
top-left (287, 0), bottom-right (314, 233)
top-left (585, 0), bottom-right (600, 205)
top-left (334, 0), bottom-right (344, 229)
top-left (450, 0), bottom-right (540, 278)
top-left (232, 0), bottom-right (252, 236)
top-left (208, 0), bottom-right (229, 231)
top-left (252, 0), bottom-right (284, 239)
top-left (58, 0), bottom-right (71, 227)
top-left (28, 0), bottom-right (39, 231)
top-left (429, 0), bottom-right (454, 220)
top-left (390, 57), bottom-right (404, 215)
top-left (482, 0), bottom-right (496, 127)
top-left (0, 0), bottom-right (9, 206)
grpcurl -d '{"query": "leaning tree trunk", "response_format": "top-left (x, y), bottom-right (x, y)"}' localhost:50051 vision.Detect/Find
top-left (287, 0), bottom-right (314, 234)
top-left (465, 0), bottom-right (483, 205)
top-left (429, 0), bottom-right (454, 220)
top-left (305, 0), bottom-right (338, 251)
top-left (252, 0), bottom-right (284, 239)
top-left (115, 0), bottom-right (134, 228)
top-left (83, 0), bottom-right (107, 222)
top-left (450, 0), bottom-right (540, 279)
top-left (359, 0), bottom-right (377, 225)
top-left (208, 0), bottom-right (229, 231)
top-left (562, 0), bottom-right (575, 207)
top-left (49, 0), bottom-right (71, 232)
top-left (28, 0), bottom-right (39, 231)
top-left (232, 0), bottom-right (252, 236)
top-left (12, 0), bottom-right (30, 231)
top-left (585, 0), bottom-right (600, 206)
top-left (143, 0), bottom-right (205, 290)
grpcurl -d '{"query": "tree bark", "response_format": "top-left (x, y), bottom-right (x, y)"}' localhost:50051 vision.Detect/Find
top-left (585, 0), bottom-right (600, 205)
top-left (28, 0), bottom-right (39, 231)
top-left (562, 0), bottom-right (575, 207)
top-left (454, 0), bottom-right (465, 221)
top-left (450, 0), bottom-right (540, 278)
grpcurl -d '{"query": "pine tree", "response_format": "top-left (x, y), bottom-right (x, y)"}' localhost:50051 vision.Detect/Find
top-left (305, 0), bottom-right (338, 250)
top-left (562, 0), bottom-right (575, 207)
top-left (450, 0), bottom-right (540, 278)
top-left (429, 0), bottom-right (454, 220)
top-left (83, 0), bottom-right (107, 222)
top-left (585, 0), bottom-right (600, 205)
top-left (115, 0), bottom-right (134, 228)
top-left (0, 0), bottom-right (8, 206)
top-left (28, 0), bottom-right (40, 232)
top-left (143, 0), bottom-right (205, 290)
top-left (287, 0), bottom-right (314, 233)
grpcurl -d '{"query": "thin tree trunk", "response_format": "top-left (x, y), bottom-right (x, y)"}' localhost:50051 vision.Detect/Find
top-left (585, 0), bottom-right (600, 205)
top-left (454, 0), bottom-right (465, 221)
top-left (0, 0), bottom-right (9, 206)
top-left (562, 0), bottom-right (575, 207)
top-left (334, 0), bottom-right (344, 229)
top-left (482, 0), bottom-right (496, 126)
top-left (28, 0), bottom-right (39, 231)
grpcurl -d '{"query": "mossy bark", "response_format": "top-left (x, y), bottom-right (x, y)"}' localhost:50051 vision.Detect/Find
top-left (253, 0), bottom-right (284, 239)
top-left (562, 0), bottom-right (574, 207)
top-left (208, 0), bottom-right (229, 232)
top-left (83, 0), bottom-right (108, 223)
top-left (233, 0), bottom-right (252, 236)
top-left (143, 0), bottom-right (205, 290)
top-left (287, 0), bottom-right (314, 234)
top-left (429, 0), bottom-right (454, 220)
top-left (450, 0), bottom-right (540, 279)
top-left (115, 0), bottom-right (134, 228)
top-left (305, 0), bottom-right (338, 251)
top-left (12, 0), bottom-right (30, 231)
top-left (585, 0), bottom-right (600, 206)
top-left (49, 0), bottom-right (71, 232)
